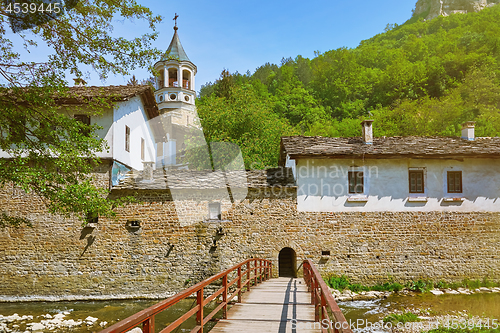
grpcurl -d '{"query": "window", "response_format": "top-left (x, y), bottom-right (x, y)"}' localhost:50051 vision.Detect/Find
top-left (125, 126), bottom-right (130, 152)
top-left (141, 138), bottom-right (145, 160)
top-left (74, 114), bottom-right (90, 136)
top-left (409, 170), bottom-right (424, 193)
top-left (348, 171), bottom-right (364, 194)
top-left (157, 142), bottom-right (163, 157)
top-left (447, 171), bottom-right (462, 193)
top-left (208, 202), bottom-right (221, 220)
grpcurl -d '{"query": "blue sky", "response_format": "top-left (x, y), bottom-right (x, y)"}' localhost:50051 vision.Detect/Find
top-left (6, 0), bottom-right (417, 93)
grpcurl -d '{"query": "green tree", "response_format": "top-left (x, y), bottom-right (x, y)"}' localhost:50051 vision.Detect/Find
top-left (196, 84), bottom-right (295, 169)
top-left (0, 0), bottom-right (162, 226)
top-left (213, 69), bottom-right (234, 99)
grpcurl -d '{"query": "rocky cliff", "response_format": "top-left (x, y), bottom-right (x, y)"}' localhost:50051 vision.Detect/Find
top-left (414, 0), bottom-right (499, 20)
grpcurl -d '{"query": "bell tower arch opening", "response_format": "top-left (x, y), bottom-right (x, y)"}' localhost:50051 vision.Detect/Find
top-left (168, 67), bottom-right (178, 87)
top-left (278, 247), bottom-right (297, 277)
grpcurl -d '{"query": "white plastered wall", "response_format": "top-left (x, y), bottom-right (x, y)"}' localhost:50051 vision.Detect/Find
top-left (295, 157), bottom-right (500, 212)
top-left (112, 96), bottom-right (156, 170)
top-left (0, 106), bottom-right (114, 159)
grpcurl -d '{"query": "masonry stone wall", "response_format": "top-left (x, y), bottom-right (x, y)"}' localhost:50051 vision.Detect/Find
top-left (0, 173), bottom-right (499, 301)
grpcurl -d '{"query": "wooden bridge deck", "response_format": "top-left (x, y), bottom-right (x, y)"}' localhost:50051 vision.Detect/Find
top-left (210, 277), bottom-right (321, 333)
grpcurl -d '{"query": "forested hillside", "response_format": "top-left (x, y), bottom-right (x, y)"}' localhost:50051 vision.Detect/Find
top-left (196, 6), bottom-right (500, 168)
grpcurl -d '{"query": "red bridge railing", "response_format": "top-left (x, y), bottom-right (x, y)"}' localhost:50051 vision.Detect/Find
top-left (100, 258), bottom-right (271, 333)
top-left (303, 260), bottom-right (353, 333)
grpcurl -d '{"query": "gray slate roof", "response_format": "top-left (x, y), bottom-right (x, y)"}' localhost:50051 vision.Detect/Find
top-left (113, 168), bottom-right (295, 190)
top-left (59, 85), bottom-right (159, 119)
top-left (280, 136), bottom-right (500, 162)
top-left (66, 85), bottom-right (153, 99)
top-left (161, 31), bottom-right (191, 63)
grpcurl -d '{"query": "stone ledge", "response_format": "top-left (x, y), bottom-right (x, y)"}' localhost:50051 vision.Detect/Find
top-left (407, 196), bottom-right (428, 202)
top-left (346, 196), bottom-right (368, 202)
top-left (442, 197), bottom-right (465, 202)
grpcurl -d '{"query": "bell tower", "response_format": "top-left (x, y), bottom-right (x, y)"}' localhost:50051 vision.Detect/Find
top-left (153, 15), bottom-right (198, 168)
top-left (154, 14), bottom-right (197, 109)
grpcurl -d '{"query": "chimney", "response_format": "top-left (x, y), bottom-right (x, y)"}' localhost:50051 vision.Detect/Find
top-left (461, 121), bottom-right (475, 141)
top-left (142, 162), bottom-right (154, 181)
top-left (361, 120), bottom-right (374, 144)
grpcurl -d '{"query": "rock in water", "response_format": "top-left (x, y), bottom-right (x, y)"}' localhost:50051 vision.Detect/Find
top-left (413, 0), bottom-right (499, 20)
top-left (430, 289), bottom-right (444, 295)
top-left (127, 328), bottom-right (143, 333)
top-left (27, 322), bottom-right (45, 331)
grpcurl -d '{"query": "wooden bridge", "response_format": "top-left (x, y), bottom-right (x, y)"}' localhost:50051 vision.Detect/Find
top-left (100, 259), bottom-right (353, 333)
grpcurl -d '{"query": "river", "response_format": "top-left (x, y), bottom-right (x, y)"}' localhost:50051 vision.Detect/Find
top-left (0, 293), bottom-right (498, 332)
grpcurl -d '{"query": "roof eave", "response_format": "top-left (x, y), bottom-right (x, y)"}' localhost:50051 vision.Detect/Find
top-left (287, 153), bottom-right (500, 160)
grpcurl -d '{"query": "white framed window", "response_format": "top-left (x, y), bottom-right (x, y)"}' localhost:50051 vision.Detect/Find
top-left (447, 171), bottom-right (462, 193)
top-left (125, 126), bottom-right (130, 152)
top-left (348, 171), bottom-right (364, 194)
top-left (208, 202), bottom-right (221, 220)
top-left (141, 138), bottom-right (145, 161)
top-left (346, 167), bottom-right (368, 202)
top-left (407, 167), bottom-right (427, 202)
top-left (409, 170), bottom-right (424, 193)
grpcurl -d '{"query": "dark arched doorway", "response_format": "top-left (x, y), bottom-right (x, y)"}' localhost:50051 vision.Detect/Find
top-left (279, 247), bottom-right (297, 277)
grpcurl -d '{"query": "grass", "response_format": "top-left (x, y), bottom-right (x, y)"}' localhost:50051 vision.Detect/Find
top-left (431, 278), bottom-right (500, 290)
top-left (324, 275), bottom-right (499, 293)
top-left (406, 279), bottom-right (434, 293)
top-left (371, 281), bottom-right (405, 292)
top-left (325, 274), bottom-right (404, 292)
top-left (383, 312), bottom-right (421, 324)
top-left (325, 275), bottom-right (350, 291)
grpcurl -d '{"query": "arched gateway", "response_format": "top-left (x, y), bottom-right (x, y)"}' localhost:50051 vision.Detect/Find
top-left (278, 247), bottom-right (297, 277)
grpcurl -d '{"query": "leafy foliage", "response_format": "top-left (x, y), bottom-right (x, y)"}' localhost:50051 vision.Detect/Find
top-left (200, 6), bottom-right (500, 167)
top-left (325, 275), bottom-right (351, 291)
top-left (195, 81), bottom-right (295, 169)
top-left (383, 312), bottom-right (421, 324)
top-left (370, 281), bottom-right (404, 292)
top-left (406, 279), bottom-right (434, 293)
top-left (0, 0), bottom-right (162, 226)
top-left (324, 274), bottom-right (403, 292)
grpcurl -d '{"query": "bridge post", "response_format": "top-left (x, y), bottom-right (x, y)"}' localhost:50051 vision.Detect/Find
top-left (196, 287), bottom-right (204, 332)
top-left (222, 274), bottom-right (228, 319)
top-left (253, 259), bottom-right (257, 286)
top-left (237, 266), bottom-right (242, 302)
top-left (320, 287), bottom-right (326, 322)
top-left (314, 278), bottom-right (320, 322)
top-left (246, 261), bottom-right (251, 291)
top-left (142, 316), bottom-right (154, 333)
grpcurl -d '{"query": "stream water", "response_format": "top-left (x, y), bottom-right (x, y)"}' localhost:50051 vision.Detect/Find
top-left (0, 293), bottom-right (498, 332)
top-left (340, 293), bottom-right (500, 329)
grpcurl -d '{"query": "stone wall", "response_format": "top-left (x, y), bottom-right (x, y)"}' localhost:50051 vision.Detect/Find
top-left (0, 171), bottom-right (499, 301)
